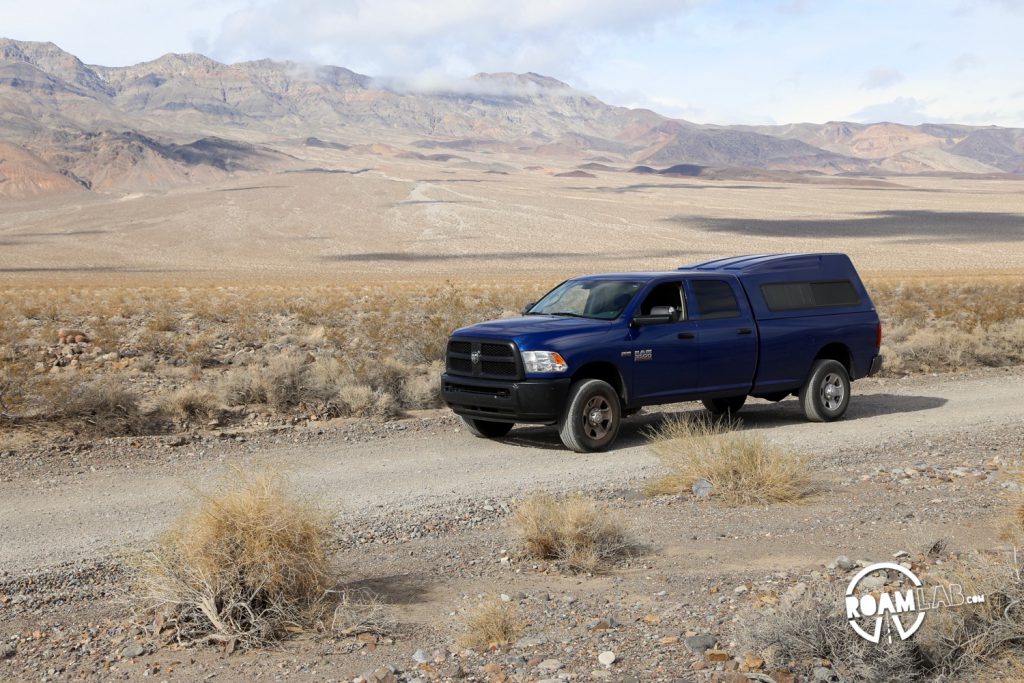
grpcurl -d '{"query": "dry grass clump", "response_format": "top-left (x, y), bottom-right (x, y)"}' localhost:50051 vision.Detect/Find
top-left (161, 387), bottom-right (220, 427)
top-left (646, 415), bottom-right (814, 505)
top-left (58, 377), bottom-right (152, 435)
top-left (134, 470), bottom-right (332, 648)
top-left (740, 555), bottom-right (1024, 682)
top-left (513, 494), bottom-right (632, 573)
top-left (459, 596), bottom-right (524, 650)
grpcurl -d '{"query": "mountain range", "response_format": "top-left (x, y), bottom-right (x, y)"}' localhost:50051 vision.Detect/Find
top-left (2, 38), bottom-right (1023, 198)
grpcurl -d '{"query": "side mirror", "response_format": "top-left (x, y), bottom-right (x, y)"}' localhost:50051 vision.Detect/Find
top-left (632, 305), bottom-right (680, 326)
top-left (522, 302), bottom-right (536, 315)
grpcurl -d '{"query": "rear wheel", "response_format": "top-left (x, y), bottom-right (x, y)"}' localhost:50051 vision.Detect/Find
top-left (702, 395), bottom-right (746, 417)
top-left (799, 359), bottom-right (850, 422)
top-left (559, 379), bottom-right (621, 453)
top-left (461, 417), bottom-right (514, 439)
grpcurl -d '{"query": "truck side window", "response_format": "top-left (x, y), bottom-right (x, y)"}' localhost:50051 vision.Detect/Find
top-left (692, 280), bottom-right (740, 319)
top-left (639, 282), bottom-right (685, 319)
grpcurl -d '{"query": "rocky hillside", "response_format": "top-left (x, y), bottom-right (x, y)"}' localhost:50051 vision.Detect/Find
top-left (1, 38), bottom-right (1022, 198)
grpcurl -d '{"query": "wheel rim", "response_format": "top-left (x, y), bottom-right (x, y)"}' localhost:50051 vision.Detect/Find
top-left (820, 372), bottom-right (846, 411)
top-left (581, 394), bottom-right (613, 440)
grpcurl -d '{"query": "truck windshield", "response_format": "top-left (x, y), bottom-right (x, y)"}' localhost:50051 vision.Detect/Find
top-left (527, 280), bottom-right (643, 320)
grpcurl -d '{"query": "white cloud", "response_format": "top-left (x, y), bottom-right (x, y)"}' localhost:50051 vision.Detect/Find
top-left (208, 0), bottom-right (698, 81)
top-left (849, 97), bottom-right (937, 125)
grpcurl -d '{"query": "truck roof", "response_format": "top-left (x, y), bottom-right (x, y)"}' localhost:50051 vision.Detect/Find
top-left (681, 253), bottom-right (848, 274)
top-left (570, 253), bottom-right (856, 282)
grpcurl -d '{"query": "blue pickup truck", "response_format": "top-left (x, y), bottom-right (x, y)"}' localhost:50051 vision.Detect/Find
top-left (442, 253), bottom-right (883, 452)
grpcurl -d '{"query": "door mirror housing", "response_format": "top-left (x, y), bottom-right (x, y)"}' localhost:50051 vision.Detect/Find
top-left (632, 305), bottom-right (680, 326)
top-left (522, 302), bottom-right (536, 315)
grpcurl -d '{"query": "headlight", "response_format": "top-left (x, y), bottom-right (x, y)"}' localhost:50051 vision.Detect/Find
top-left (522, 350), bottom-right (569, 373)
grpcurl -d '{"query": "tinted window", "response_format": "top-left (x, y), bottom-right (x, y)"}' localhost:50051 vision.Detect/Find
top-left (692, 280), bottom-right (740, 319)
top-left (761, 281), bottom-right (861, 312)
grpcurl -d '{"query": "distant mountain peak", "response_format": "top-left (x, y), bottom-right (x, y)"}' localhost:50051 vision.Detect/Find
top-left (471, 72), bottom-right (573, 90)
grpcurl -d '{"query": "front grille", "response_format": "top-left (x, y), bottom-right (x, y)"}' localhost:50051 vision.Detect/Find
top-left (448, 357), bottom-right (472, 373)
top-left (480, 342), bottom-right (513, 358)
top-left (444, 382), bottom-right (511, 399)
top-left (482, 361), bottom-right (517, 376)
top-left (445, 337), bottom-right (522, 380)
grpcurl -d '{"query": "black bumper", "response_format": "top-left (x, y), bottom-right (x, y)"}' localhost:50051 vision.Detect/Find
top-left (442, 374), bottom-right (571, 424)
top-left (868, 354), bottom-right (884, 377)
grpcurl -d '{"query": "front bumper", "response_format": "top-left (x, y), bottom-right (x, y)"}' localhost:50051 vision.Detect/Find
top-left (868, 354), bottom-right (884, 377)
top-left (442, 373), bottom-right (571, 424)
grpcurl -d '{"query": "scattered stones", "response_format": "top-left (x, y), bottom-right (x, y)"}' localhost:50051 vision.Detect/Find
top-left (598, 651), bottom-right (616, 667)
top-left (685, 634), bottom-right (717, 654)
top-left (120, 643), bottom-right (144, 658)
top-left (536, 658), bottom-right (563, 672)
top-left (834, 555), bottom-right (857, 571)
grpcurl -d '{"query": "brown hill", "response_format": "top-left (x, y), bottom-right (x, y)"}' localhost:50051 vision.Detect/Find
top-left (1, 38), bottom-right (1022, 199)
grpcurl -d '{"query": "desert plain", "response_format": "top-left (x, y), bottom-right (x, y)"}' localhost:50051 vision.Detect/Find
top-left (1, 37), bottom-right (1024, 681)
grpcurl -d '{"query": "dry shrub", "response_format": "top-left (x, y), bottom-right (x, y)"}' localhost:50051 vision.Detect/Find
top-left (739, 581), bottom-right (927, 683)
top-left (219, 366), bottom-right (268, 406)
top-left (134, 470), bottom-right (332, 647)
top-left (59, 377), bottom-right (151, 435)
top-left (262, 354), bottom-right (309, 410)
top-left (331, 590), bottom-right (393, 637)
top-left (147, 311), bottom-right (179, 333)
top-left (740, 555), bottom-right (1024, 683)
top-left (338, 383), bottom-right (398, 418)
top-left (162, 387), bottom-right (220, 427)
top-left (513, 494), bottom-right (631, 573)
top-left (646, 415), bottom-right (814, 506)
top-left (401, 365), bottom-right (443, 409)
top-left (884, 319), bottom-right (1024, 375)
top-left (459, 597), bottom-right (524, 649)
top-left (870, 277), bottom-right (1024, 375)
top-left (0, 361), bottom-right (31, 421)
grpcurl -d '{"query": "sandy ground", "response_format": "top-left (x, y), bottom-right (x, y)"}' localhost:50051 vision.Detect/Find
top-left (1, 155), bottom-right (1023, 282)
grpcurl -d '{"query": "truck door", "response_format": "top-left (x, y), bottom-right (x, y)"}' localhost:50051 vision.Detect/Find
top-left (687, 278), bottom-right (758, 395)
top-left (629, 280), bottom-right (703, 402)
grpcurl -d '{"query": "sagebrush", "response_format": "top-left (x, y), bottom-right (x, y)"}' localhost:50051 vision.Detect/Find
top-left (646, 414), bottom-right (814, 505)
top-left (513, 494), bottom-right (632, 573)
top-left (134, 470), bottom-right (332, 647)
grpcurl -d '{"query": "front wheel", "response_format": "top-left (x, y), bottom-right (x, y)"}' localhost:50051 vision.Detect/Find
top-left (702, 395), bottom-right (746, 417)
top-left (558, 379), bottom-right (622, 453)
top-left (799, 359), bottom-right (851, 422)
top-left (461, 417), bottom-right (514, 438)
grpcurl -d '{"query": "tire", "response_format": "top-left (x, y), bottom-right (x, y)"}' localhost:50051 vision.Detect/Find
top-left (461, 417), bottom-right (514, 439)
top-left (799, 359), bottom-right (851, 422)
top-left (558, 379), bottom-right (622, 453)
top-left (702, 395), bottom-right (746, 417)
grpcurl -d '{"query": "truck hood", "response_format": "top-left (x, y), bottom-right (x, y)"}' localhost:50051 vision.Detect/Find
top-left (453, 316), bottom-right (612, 342)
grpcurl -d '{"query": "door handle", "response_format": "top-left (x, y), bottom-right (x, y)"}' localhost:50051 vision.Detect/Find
top-left (677, 332), bottom-right (695, 339)
top-left (736, 328), bottom-right (752, 335)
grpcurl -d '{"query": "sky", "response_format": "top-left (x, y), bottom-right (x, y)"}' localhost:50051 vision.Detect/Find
top-left (2, 0), bottom-right (1023, 126)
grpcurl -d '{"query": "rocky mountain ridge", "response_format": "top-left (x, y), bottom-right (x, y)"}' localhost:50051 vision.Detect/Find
top-left (2, 38), bottom-right (1022, 198)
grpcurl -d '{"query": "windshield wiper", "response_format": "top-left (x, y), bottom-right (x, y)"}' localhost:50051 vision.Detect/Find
top-left (547, 311), bottom-right (590, 318)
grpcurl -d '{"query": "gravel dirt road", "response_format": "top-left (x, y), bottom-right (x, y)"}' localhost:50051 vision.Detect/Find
top-left (2, 367), bottom-right (1021, 576)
